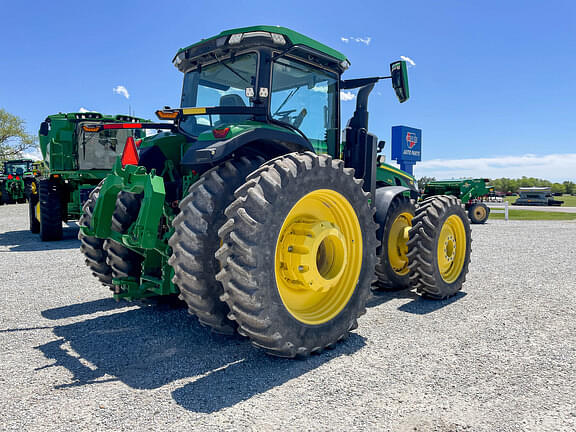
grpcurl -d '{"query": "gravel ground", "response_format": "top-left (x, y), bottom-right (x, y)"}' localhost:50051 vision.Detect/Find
top-left (1, 203), bottom-right (575, 431)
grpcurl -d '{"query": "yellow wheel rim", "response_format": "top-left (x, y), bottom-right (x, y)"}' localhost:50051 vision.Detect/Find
top-left (437, 215), bottom-right (467, 283)
top-left (275, 189), bottom-right (362, 325)
top-left (36, 202), bottom-right (41, 223)
top-left (473, 205), bottom-right (486, 220)
top-left (387, 211), bottom-right (413, 276)
top-left (31, 182), bottom-right (37, 195)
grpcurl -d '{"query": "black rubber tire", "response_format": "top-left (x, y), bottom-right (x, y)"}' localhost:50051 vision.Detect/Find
top-left (78, 183), bottom-right (113, 287)
top-left (39, 179), bottom-right (63, 241)
top-left (468, 202), bottom-right (490, 224)
top-left (168, 156), bottom-right (265, 335)
top-left (407, 195), bottom-right (472, 300)
top-left (216, 152), bottom-right (378, 358)
top-left (374, 194), bottom-right (415, 291)
top-left (29, 189), bottom-right (40, 233)
top-left (103, 192), bottom-right (144, 281)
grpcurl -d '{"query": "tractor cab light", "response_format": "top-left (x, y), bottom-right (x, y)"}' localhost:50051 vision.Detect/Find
top-left (155, 110), bottom-right (179, 120)
top-left (52, 174), bottom-right (60, 179)
top-left (270, 33), bottom-right (286, 45)
top-left (228, 33), bottom-right (243, 44)
top-left (121, 136), bottom-right (139, 167)
top-left (82, 125), bottom-right (101, 132)
top-left (212, 127), bottom-right (230, 139)
top-left (7, 174), bottom-right (13, 179)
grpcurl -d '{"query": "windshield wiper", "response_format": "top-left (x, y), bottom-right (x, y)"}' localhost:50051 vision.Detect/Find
top-left (273, 86), bottom-right (301, 117)
top-left (212, 53), bottom-right (250, 84)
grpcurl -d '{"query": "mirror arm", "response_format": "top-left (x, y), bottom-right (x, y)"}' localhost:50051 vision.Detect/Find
top-left (340, 76), bottom-right (391, 90)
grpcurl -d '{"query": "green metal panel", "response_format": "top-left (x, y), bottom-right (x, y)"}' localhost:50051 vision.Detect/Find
top-left (423, 178), bottom-right (492, 203)
top-left (175, 25), bottom-right (348, 64)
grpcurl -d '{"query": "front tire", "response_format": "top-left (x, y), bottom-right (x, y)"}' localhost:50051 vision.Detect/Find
top-left (216, 152), bottom-right (377, 357)
top-left (407, 196), bottom-right (472, 299)
top-left (374, 194), bottom-right (415, 291)
top-left (468, 202), bottom-right (489, 224)
top-left (79, 183), bottom-right (113, 287)
top-left (39, 179), bottom-right (63, 241)
top-left (103, 192), bottom-right (144, 281)
top-left (168, 156), bottom-right (264, 334)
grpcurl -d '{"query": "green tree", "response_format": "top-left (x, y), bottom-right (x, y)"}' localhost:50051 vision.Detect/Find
top-left (417, 176), bottom-right (436, 190)
top-left (563, 181), bottom-right (575, 195)
top-left (551, 183), bottom-right (565, 194)
top-left (0, 109), bottom-right (37, 161)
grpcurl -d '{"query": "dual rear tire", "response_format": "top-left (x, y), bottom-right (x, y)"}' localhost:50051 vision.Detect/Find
top-left (170, 152), bottom-right (377, 357)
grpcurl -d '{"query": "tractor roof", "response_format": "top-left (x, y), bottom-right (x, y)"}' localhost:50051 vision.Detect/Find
top-left (174, 25), bottom-right (349, 72)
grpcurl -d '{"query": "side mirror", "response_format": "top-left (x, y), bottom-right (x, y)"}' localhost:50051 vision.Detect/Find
top-left (39, 121), bottom-right (49, 136)
top-left (390, 61), bottom-right (410, 103)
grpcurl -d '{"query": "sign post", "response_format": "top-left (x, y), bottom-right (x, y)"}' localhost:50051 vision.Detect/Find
top-left (391, 126), bottom-right (422, 175)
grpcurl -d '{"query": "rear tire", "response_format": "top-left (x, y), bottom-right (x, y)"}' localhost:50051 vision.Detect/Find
top-left (407, 196), bottom-right (471, 299)
top-left (374, 194), bottom-right (415, 291)
top-left (216, 152), bottom-right (377, 357)
top-left (39, 179), bottom-right (63, 241)
top-left (468, 202), bottom-right (489, 224)
top-left (168, 156), bottom-right (265, 335)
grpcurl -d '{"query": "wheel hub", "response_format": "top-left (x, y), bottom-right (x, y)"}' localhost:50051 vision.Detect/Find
top-left (443, 234), bottom-right (456, 262)
top-left (279, 220), bottom-right (347, 293)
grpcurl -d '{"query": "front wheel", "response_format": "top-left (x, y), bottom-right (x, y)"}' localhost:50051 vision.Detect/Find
top-left (374, 194), bottom-right (415, 291)
top-left (468, 202), bottom-right (489, 224)
top-left (216, 152), bottom-right (377, 358)
top-left (407, 196), bottom-right (471, 299)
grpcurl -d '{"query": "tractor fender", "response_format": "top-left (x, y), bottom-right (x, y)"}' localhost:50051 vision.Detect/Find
top-left (373, 186), bottom-right (411, 245)
top-left (181, 128), bottom-right (313, 166)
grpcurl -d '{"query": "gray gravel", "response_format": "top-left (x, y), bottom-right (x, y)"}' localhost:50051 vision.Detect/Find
top-left (1, 202), bottom-right (575, 431)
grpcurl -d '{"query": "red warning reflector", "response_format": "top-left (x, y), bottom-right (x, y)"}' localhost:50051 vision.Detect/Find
top-left (212, 127), bottom-right (230, 139)
top-left (121, 136), bottom-right (139, 167)
top-left (7, 174), bottom-right (13, 179)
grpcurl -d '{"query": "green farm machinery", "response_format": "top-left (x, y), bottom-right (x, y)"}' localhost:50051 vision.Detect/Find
top-left (31, 112), bottom-right (148, 240)
top-left (80, 26), bottom-right (472, 357)
top-left (422, 178), bottom-right (493, 224)
top-left (0, 159), bottom-right (36, 204)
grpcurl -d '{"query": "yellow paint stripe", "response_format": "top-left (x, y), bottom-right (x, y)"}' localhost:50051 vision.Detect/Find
top-left (182, 108), bottom-right (207, 115)
top-left (379, 165), bottom-right (414, 181)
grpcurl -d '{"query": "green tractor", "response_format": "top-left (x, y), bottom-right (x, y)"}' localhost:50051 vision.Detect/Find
top-left (32, 112), bottom-right (149, 240)
top-left (0, 159), bottom-right (36, 205)
top-left (80, 26), bottom-right (472, 358)
top-left (422, 178), bottom-right (493, 224)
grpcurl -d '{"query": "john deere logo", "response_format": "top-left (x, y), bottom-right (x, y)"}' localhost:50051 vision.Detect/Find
top-left (406, 132), bottom-right (418, 149)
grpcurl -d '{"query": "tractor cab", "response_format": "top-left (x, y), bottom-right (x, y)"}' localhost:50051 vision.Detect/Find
top-left (171, 26), bottom-right (346, 156)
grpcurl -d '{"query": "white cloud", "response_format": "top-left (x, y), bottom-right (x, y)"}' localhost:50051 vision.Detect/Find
top-left (340, 91), bottom-right (356, 101)
top-left (22, 151), bottom-right (42, 161)
top-left (78, 107), bottom-right (96, 113)
top-left (412, 153), bottom-right (576, 182)
top-left (341, 36), bottom-right (371, 46)
top-left (113, 85), bottom-right (130, 99)
top-left (400, 55), bottom-right (416, 67)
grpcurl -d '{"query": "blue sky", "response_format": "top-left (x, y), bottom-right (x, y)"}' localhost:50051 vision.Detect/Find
top-left (1, 0), bottom-right (574, 181)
